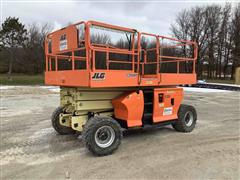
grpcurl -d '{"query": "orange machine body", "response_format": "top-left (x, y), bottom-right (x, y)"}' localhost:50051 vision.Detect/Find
top-left (112, 91), bottom-right (144, 127)
top-left (112, 88), bottom-right (183, 127)
top-left (152, 88), bottom-right (183, 122)
top-left (45, 20), bottom-right (197, 128)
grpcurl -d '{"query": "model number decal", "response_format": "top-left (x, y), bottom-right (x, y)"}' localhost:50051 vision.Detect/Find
top-left (163, 107), bottom-right (173, 116)
top-left (92, 73), bottom-right (105, 80)
top-left (127, 73), bottom-right (137, 78)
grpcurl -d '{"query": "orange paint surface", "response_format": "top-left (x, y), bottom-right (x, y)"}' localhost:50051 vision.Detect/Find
top-left (153, 88), bottom-right (183, 122)
top-left (112, 91), bottom-right (144, 127)
top-left (45, 20), bottom-right (197, 87)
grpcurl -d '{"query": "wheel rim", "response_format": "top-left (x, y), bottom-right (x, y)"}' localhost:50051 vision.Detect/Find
top-left (94, 126), bottom-right (115, 148)
top-left (184, 111), bottom-right (194, 127)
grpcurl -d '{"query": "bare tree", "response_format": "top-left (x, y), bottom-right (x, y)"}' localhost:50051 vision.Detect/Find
top-left (205, 5), bottom-right (221, 78)
top-left (217, 3), bottom-right (231, 79)
top-left (171, 6), bottom-right (208, 78)
top-left (231, 3), bottom-right (240, 79)
top-left (24, 23), bottom-right (52, 74)
top-left (171, 3), bottom-right (240, 80)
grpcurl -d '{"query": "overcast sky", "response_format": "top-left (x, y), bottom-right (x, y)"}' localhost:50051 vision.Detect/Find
top-left (1, 0), bottom-right (238, 36)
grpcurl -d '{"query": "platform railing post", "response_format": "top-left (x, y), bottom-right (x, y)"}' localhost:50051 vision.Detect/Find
top-left (46, 56), bottom-right (48, 71)
top-left (177, 61), bottom-right (179, 73)
top-left (92, 50), bottom-right (95, 71)
top-left (193, 61), bottom-right (195, 74)
top-left (49, 57), bottom-right (52, 71)
top-left (85, 22), bottom-right (90, 71)
top-left (106, 47), bottom-right (109, 70)
top-left (55, 56), bottom-right (57, 71)
top-left (159, 37), bottom-right (162, 74)
top-left (132, 34), bottom-right (135, 72)
top-left (156, 36), bottom-right (160, 74)
top-left (193, 43), bottom-right (197, 74)
top-left (72, 50), bottom-right (75, 70)
top-left (137, 32), bottom-right (141, 76)
top-left (143, 50), bottom-right (146, 75)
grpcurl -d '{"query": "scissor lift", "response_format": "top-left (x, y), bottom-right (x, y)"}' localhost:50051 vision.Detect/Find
top-left (45, 21), bottom-right (198, 156)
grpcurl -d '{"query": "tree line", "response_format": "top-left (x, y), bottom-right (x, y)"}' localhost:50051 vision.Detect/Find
top-left (0, 17), bottom-right (52, 76)
top-left (171, 3), bottom-right (240, 80)
top-left (0, 3), bottom-right (239, 80)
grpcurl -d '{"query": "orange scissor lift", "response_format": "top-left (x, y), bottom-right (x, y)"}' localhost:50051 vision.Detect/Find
top-left (45, 21), bottom-right (198, 156)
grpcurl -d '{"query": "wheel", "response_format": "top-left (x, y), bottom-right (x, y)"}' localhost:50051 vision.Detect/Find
top-left (172, 104), bottom-right (197, 132)
top-left (82, 116), bottom-right (122, 156)
top-left (51, 107), bottom-right (75, 135)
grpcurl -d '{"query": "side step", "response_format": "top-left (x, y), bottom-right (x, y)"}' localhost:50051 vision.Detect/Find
top-left (142, 120), bottom-right (176, 129)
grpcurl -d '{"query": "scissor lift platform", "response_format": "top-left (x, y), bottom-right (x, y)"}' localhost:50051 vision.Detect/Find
top-left (46, 20), bottom-right (198, 156)
top-left (45, 21), bottom-right (197, 88)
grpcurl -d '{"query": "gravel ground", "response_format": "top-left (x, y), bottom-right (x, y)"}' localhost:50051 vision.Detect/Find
top-left (0, 86), bottom-right (239, 180)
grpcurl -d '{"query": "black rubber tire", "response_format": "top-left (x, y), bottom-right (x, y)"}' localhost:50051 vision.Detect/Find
top-left (82, 116), bottom-right (122, 156)
top-left (172, 104), bottom-right (197, 133)
top-left (51, 107), bottom-right (75, 135)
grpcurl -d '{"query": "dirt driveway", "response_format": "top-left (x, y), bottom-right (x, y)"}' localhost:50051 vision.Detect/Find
top-left (1, 86), bottom-right (239, 179)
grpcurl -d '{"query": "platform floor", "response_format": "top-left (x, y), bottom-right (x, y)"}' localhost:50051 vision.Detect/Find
top-left (1, 86), bottom-right (239, 179)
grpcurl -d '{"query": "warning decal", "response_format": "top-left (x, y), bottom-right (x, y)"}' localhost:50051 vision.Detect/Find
top-left (59, 34), bottom-right (67, 51)
top-left (163, 107), bottom-right (173, 116)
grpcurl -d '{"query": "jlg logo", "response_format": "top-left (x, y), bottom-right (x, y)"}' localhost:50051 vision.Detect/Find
top-left (92, 73), bottom-right (105, 80)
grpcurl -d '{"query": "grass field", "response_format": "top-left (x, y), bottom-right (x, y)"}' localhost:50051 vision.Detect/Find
top-left (206, 79), bottom-right (235, 84)
top-left (0, 74), bottom-right (44, 85)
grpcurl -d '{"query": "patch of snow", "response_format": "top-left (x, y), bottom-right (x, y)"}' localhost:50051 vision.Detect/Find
top-left (0, 106), bottom-right (7, 110)
top-left (40, 86), bottom-right (60, 93)
top-left (197, 80), bottom-right (206, 84)
top-left (205, 82), bottom-right (240, 87)
top-left (183, 87), bottom-right (228, 93)
top-left (0, 85), bottom-right (60, 92)
top-left (1, 109), bottom-right (33, 118)
top-left (0, 86), bottom-right (17, 90)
